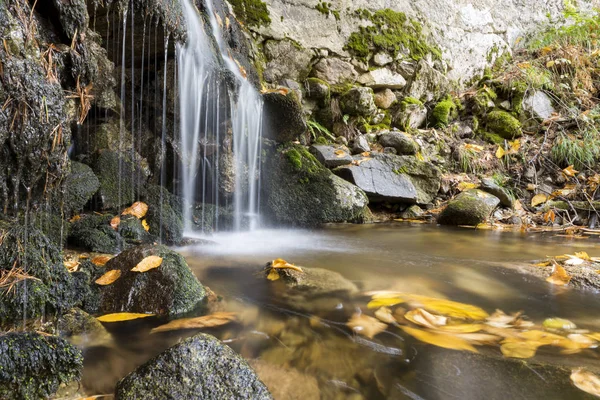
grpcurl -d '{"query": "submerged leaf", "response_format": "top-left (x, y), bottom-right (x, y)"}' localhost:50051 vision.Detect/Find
top-left (500, 341), bottom-right (539, 359)
top-left (400, 326), bottom-right (478, 353)
top-left (347, 313), bottom-right (387, 339)
top-left (375, 307), bottom-right (397, 324)
top-left (131, 256), bottom-right (163, 273)
top-left (405, 308), bottom-right (447, 329)
top-left (151, 312), bottom-right (238, 333)
top-left (571, 368), bottom-right (600, 397)
top-left (543, 318), bottom-right (577, 330)
top-left (95, 269), bottom-right (121, 285)
top-left (546, 265), bottom-right (571, 286)
top-left (97, 313), bottom-right (154, 322)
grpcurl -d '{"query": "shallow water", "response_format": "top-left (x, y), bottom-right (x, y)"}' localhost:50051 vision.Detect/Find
top-left (82, 224), bottom-right (600, 399)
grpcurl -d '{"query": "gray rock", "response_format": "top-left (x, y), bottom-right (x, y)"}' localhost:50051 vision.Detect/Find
top-left (352, 135), bottom-right (370, 154)
top-left (309, 145), bottom-right (353, 168)
top-left (304, 77), bottom-right (330, 100)
top-left (400, 204), bottom-right (425, 219)
top-left (438, 189), bottom-right (500, 225)
top-left (371, 113), bottom-right (386, 125)
top-left (392, 104), bottom-right (428, 130)
top-left (404, 59), bottom-right (450, 103)
top-left (394, 155), bottom-right (442, 204)
top-left (310, 58), bottom-right (358, 85)
top-left (373, 52), bottom-right (394, 66)
top-left (340, 87), bottom-right (377, 116)
top-left (358, 68), bottom-right (407, 89)
top-left (263, 39), bottom-right (314, 83)
top-left (115, 333), bottom-right (271, 400)
top-left (383, 147), bottom-right (398, 155)
top-left (480, 177), bottom-right (515, 207)
top-left (379, 132), bottom-right (419, 155)
top-left (264, 264), bottom-right (358, 297)
top-left (63, 161), bottom-right (100, 214)
top-left (523, 90), bottom-right (555, 120)
top-left (374, 89), bottom-right (397, 109)
top-left (263, 92), bottom-right (307, 142)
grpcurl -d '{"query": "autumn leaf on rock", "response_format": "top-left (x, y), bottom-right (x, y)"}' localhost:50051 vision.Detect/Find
top-left (97, 313), bottom-right (154, 322)
top-left (571, 369), bottom-right (600, 397)
top-left (374, 307), bottom-right (396, 324)
top-left (131, 255), bottom-right (163, 272)
top-left (400, 326), bottom-right (478, 353)
top-left (110, 216), bottom-right (121, 230)
top-left (546, 265), bottom-right (571, 286)
top-left (64, 260), bottom-right (79, 272)
top-left (91, 255), bottom-right (112, 266)
top-left (122, 201), bottom-right (149, 219)
top-left (95, 269), bottom-right (121, 285)
top-left (531, 193), bottom-right (548, 207)
top-left (271, 258), bottom-right (302, 272)
top-left (142, 219), bottom-right (150, 232)
top-left (266, 269), bottom-right (280, 281)
top-left (334, 149), bottom-right (347, 158)
top-left (151, 312), bottom-right (238, 333)
top-left (347, 313), bottom-right (387, 339)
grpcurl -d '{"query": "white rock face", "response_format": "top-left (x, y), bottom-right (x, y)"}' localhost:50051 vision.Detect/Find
top-left (358, 68), bottom-right (407, 89)
top-left (256, 0), bottom-right (595, 84)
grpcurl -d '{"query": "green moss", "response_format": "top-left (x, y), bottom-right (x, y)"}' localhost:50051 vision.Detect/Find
top-left (345, 9), bottom-right (441, 62)
top-left (315, 2), bottom-right (340, 20)
top-left (286, 149), bottom-right (303, 172)
top-left (401, 96), bottom-right (423, 107)
top-left (229, 0), bottom-right (271, 29)
top-left (432, 97), bottom-right (457, 128)
top-left (479, 131), bottom-right (505, 145)
top-left (485, 110), bottom-right (522, 139)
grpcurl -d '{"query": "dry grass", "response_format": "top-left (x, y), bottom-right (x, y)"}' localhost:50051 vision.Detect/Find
top-left (0, 266), bottom-right (41, 296)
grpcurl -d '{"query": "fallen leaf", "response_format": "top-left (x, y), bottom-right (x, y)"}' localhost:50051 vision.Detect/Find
top-left (361, 151), bottom-right (371, 157)
top-left (64, 260), bottom-right (79, 272)
top-left (131, 255), bottom-right (163, 272)
top-left (405, 308), bottom-right (447, 329)
top-left (271, 258), bottom-right (303, 272)
top-left (546, 265), bottom-right (571, 286)
top-left (122, 201), bottom-right (149, 219)
top-left (369, 293), bottom-right (489, 320)
top-left (110, 216), bottom-right (121, 230)
top-left (142, 219), bottom-right (150, 232)
top-left (543, 318), bottom-right (577, 330)
top-left (495, 146), bottom-right (506, 159)
top-left (439, 324), bottom-right (485, 333)
top-left (347, 313), bottom-right (387, 339)
top-left (95, 269), bottom-right (121, 285)
top-left (375, 307), bottom-right (396, 324)
top-left (464, 144), bottom-right (484, 152)
top-left (574, 251), bottom-right (591, 261)
top-left (486, 310), bottom-right (519, 328)
top-left (97, 313), bottom-right (154, 322)
top-left (150, 312), bottom-right (238, 333)
top-left (543, 209), bottom-right (556, 223)
top-left (562, 165), bottom-right (579, 178)
top-left (266, 269), bottom-right (280, 281)
top-left (334, 149), bottom-right (347, 158)
top-left (531, 193), bottom-right (548, 207)
top-left (457, 182), bottom-right (478, 191)
top-left (500, 341), bottom-right (539, 358)
top-left (400, 326), bottom-right (478, 352)
top-left (91, 255), bottom-right (112, 266)
top-left (69, 215), bottom-right (81, 223)
top-left (571, 368), bottom-right (600, 397)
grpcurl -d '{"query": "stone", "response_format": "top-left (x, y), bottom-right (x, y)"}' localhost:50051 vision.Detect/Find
top-left (480, 177), bottom-right (515, 208)
top-left (68, 213), bottom-right (124, 254)
top-left (250, 361), bottom-right (320, 400)
top-left (374, 89), bottom-right (397, 109)
top-left (397, 155), bottom-right (443, 204)
top-left (340, 87), bottom-right (377, 116)
top-left (310, 58), bottom-right (358, 84)
top-left (56, 308), bottom-right (111, 348)
top-left (404, 59), bottom-right (450, 103)
top-left (373, 52), bottom-right (394, 66)
top-left (309, 145), bottom-right (353, 168)
top-left (438, 189), bottom-right (501, 225)
top-left (263, 92), bottom-right (307, 142)
top-left (392, 104), bottom-right (428, 130)
top-left (400, 204), bottom-right (425, 219)
top-left (304, 77), bottom-right (330, 100)
top-left (358, 68), bottom-right (407, 89)
top-left (63, 161), bottom-right (100, 214)
top-left (378, 132), bottom-right (419, 155)
top-left (143, 184), bottom-right (184, 245)
top-left (263, 39), bottom-right (314, 83)
top-left (352, 135), bottom-right (370, 154)
top-left (115, 333), bottom-right (271, 400)
top-left (97, 244), bottom-right (206, 316)
top-left (523, 90), bottom-right (555, 120)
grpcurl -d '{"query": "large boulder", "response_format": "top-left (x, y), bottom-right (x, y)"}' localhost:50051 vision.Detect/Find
top-left (262, 143), bottom-right (369, 226)
top-left (263, 92), bottom-right (307, 142)
top-left (115, 333), bottom-right (272, 399)
top-left (0, 332), bottom-right (83, 400)
top-left (97, 245), bottom-right (206, 316)
top-left (68, 214), bottom-right (124, 254)
top-left (263, 39), bottom-right (314, 83)
top-left (310, 57), bottom-right (358, 84)
top-left (63, 161), bottom-right (100, 214)
top-left (378, 131), bottom-right (419, 155)
top-left (438, 189), bottom-right (501, 225)
top-left (340, 87), bottom-right (377, 116)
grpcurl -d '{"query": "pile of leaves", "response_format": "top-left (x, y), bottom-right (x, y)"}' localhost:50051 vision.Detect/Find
top-left (532, 251), bottom-right (600, 286)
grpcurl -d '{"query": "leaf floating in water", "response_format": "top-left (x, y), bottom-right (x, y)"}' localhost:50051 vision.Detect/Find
top-left (543, 318), bottom-right (577, 330)
top-left (400, 326), bottom-right (478, 353)
top-left (91, 255), bottom-right (112, 266)
top-left (95, 269), bottom-right (121, 285)
top-left (347, 313), bottom-right (387, 339)
top-left (131, 256), bottom-right (163, 272)
top-left (122, 201), bottom-right (149, 219)
top-left (438, 324), bottom-right (484, 333)
top-left (500, 341), bottom-right (539, 359)
top-left (405, 308), bottom-right (447, 329)
top-left (571, 368), bottom-right (600, 397)
top-left (142, 219), bottom-right (150, 232)
top-left (374, 307), bottom-right (396, 324)
top-left (97, 313), bottom-right (154, 322)
top-left (150, 312), bottom-right (238, 333)
top-left (407, 295), bottom-right (489, 320)
top-left (546, 265), bottom-right (571, 286)
top-left (110, 216), bottom-right (121, 230)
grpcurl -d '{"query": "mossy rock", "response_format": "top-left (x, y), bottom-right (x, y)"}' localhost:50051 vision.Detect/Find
top-left (56, 307), bottom-right (111, 347)
top-left (431, 97), bottom-right (458, 128)
top-left (485, 110), bottom-right (522, 139)
top-left (67, 214), bottom-right (124, 253)
top-left (0, 332), bottom-right (83, 400)
top-left (437, 189), bottom-right (500, 226)
top-left (340, 87), bottom-right (377, 117)
top-left (228, 0), bottom-right (271, 29)
top-left (142, 184), bottom-right (184, 245)
top-left (97, 245), bottom-right (206, 316)
top-left (263, 92), bottom-right (307, 143)
top-left (63, 161), bottom-right (100, 215)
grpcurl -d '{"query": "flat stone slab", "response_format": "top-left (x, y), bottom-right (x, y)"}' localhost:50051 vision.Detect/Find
top-left (309, 145), bottom-right (353, 168)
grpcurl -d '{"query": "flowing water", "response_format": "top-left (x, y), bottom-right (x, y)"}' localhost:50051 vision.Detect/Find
top-left (81, 224), bottom-right (600, 399)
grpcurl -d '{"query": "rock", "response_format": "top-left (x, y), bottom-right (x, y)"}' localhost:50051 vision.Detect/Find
top-left (264, 264), bottom-right (358, 297)
top-left (378, 132), bottom-right (419, 155)
top-left (309, 145), bottom-right (353, 168)
top-left (392, 104), bottom-right (428, 130)
top-left (63, 161), bottom-right (100, 214)
top-left (263, 39), bottom-right (314, 83)
top-left (358, 68), bottom-right (407, 89)
top-left (97, 245), bottom-right (206, 316)
top-left (304, 77), bottom-right (330, 100)
top-left (374, 89), bottom-right (397, 109)
top-left (310, 58), bottom-right (358, 85)
top-left (395, 156), bottom-right (442, 204)
top-left (352, 135), bottom-right (370, 154)
top-left (373, 52), bottom-right (394, 66)
top-left (68, 214), bottom-right (124, 253)
top-left (261, 143), bottom-right (369, 226)
top-left (263, 92), bottom-right (307, 142)
top-left (438, 189), bottom-right (501, 225)
top-left (56, 308), bottom-right (111, 348)
top-left (523, 90), bottom-right (555, 120)
top-left (0, 332), bottom-right (83, 400)
top-left (404, 59), bottom-right (450, 103)
top-left (340, 87), bottom-right (377, 117)
top-left (115, 333), bottom-right (271, 400)
top-left (480, 177), bottom-right (515, 208)
top-left (250, 360), bottom-right (320, 400)
top-left (142, 184), bottom-right (184, 245)
top-left (400, 204), bottom-right (425, 219)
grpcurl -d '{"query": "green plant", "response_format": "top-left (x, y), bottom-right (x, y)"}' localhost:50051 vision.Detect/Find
top-left (551, 129), bottom-right (600, 169)
top-left (307, 120), bottom-right (336, 142)
top-left (456, 146), bottom-right (481, 174)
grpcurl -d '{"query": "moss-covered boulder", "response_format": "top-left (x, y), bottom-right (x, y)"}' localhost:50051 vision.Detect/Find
top-left (63, 161), bottom-right (100, 215)
top-left (431, 97), bottom-right (458, 128)
top-left (0, 332), bottom-right (83, 400)
top-left (378, 131), bottom-right (419, 155)
top-left (340, 87), bottom-right (377, 117)
top-left (115, 333), bottom-right (271, 399)
top-left (263, 92), bottom-right (307, 143)
top-left (485, 110), bottom-right (522, 139)
top-left (97, 245), bottom-right (206, 316)
top-left (68, 214), bottom-right (123, 253)
top-left (261, 143), bottom-right (369, 226)
top-left (438, 189), bottom-right (501, 226)
top-left (142, 184), bottom-right (184, 245)
top-left (305, 77), bottom-right (331, 100)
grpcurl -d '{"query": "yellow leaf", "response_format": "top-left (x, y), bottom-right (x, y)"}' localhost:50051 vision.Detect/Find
top-left (574, 251), bottom-right (591, 261)
top-left (500, 341), bottom-right (539, 358)
top-left (509, 139), bottom-right (521, 153)
top-left (562, 165), bottom-right (579, 178)
top-left (69, 215), bottom-right (81, 223)
top-left (437, 324), bottom-right (484, 333)
top-left (517, 61), bottom-right (531, 69)
top-left (416, 151), bottom-right (425, 161)
top-left (131, 255), bottom-right (163, 272)
top-left (91, 255), bottom-right (112, 266)
top-left (367, 297), bottom-right (404, 308)
top-left (533, 261), bottom-right (551, 267)
top-left (95, 269), bottom-right (121, 285)
top-left (543, 209), bottom-right (556, 223)
top-left (267, 269), bottom-right (280, 281)
top-left (150, 312), bottom-right (238, 333)
top-left (374, 307), bottom-right (396, 324)
top-left (97, 313), bottom-right (154, 322)
top-left (546, 60), bottom-right (555, 68)
top-left (495, 146), bottom-right (506, 159)
top-left (404, 295), bottom-right (489, 320)
top-left (347, 313), bottom-right (387, 339)
top-left (543, 318), bottom-right (576, 330)
top-left (271, 258), bottom-right (303, 272)
top-left (546, 265), bottom-right (571, 286)
top-left (110, 216), bottom-right (121, 230)
top-left (526, 183), bottom-right (537, 191)
top-left (405, 308), bottom-right (447, 329)
top-left (122, 201), bottom-right (149, 219)
top-left (464, 144), bottom-right (484, 152)
top-left (400, 326), bottom-right (478, 353)
top-left (531, 193), bottom-right (548, 207)
top-left (142, 219), bottom-right (150, 232)
top-left (334, 149), bottom-right (347, 158)
top-left (361, 152), bottom-right (371, 157)
top-left (457, 182), bottom-right (478, 191)
top-left (571, 369), bottom-right (600, 397)
top-left (64, 260), bottom-right (79, 272)
top-left (540, 46), bottom-right (553, 56)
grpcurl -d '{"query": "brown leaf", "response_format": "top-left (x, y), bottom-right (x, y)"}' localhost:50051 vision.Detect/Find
top-left (110, 216), bottom-right (121, 230)
top-left (531, 193), bottom-right (548, 207)
top-left (374, 307), bottom-right (396, 324)
top-left (347, 313), bottom-right (387, 339)
top-left (571, 368), bottom-right (600, 397)
top-left (64, 260), bottom-right (79, 272)
top-left (546, 265), bottom-right (571, 286)
top-left (95, 269), bottom-right (121, 285)
top-left (131, 256), bottom-right (163, 273)
top-left (150, 312), bottom-right (238, 333)
top-left (69, 215), bottom-right (81, 223)
top-left (91, 255), bottom-right (112, 266)
top-left (122, 201), bottom-right (149, 219)
top-left (562, 165), bottom-right (579, 178)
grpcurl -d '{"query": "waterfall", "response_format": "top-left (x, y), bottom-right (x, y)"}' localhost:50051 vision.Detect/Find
top-left (178, 0), bottom-right (263, 234)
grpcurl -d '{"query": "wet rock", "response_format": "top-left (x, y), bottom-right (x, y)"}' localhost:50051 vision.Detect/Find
top-left (52, 0), bottom-right (88, 39)
top-left (309, 145), bottom-right (353, 168)
top-left (392, 103), bottom-right (428, 130)
top-left (263, 39), bottom-right (314, 83)
top-left (0, 332), bottom-right (83, 400)
top-left (263, 92), bottom-right (307, 142)
top-left (404, 59), bottom-right (450, 103)
top-left (523, 90), bottom-right (555, 120)
top-left (97, 244), bottom-right (206, 316)
top-left (115, 333), bottom-right (271, 399)
top-left (438, 189), bottom-right (501, 225)
top-left (249, 360), bottom-right (320, 400)
top-left (63, 161), bottom-right (100, 214)
top-left (480, 177), bottom-right (515, 208)
top-left (310, 58), bottom-right (358, 85)
top-left (340, 87), bottom-right (377, 117)
top-left (68, 214), bottom-right (123, 254)
top-left (305, 77), bottom-right (331, 100)
top-left (56, 307), bottom-right (111, 348)
top-left (374, 89), bottom-right (397, 109)
top-left (352, 135), bottom-right (371, 154)
top-left (378, 132), bottom-right (419, 155)
top-left (396, 156), bottom-right (442, 204)
top-left (358, 68), bottom-right (407, 89)
top-left (262, 143), bottom-right (369, 226)
top-left (400, 204), bottom-right (424, 219)
top-left (119, 216), bottom-right (153, 244)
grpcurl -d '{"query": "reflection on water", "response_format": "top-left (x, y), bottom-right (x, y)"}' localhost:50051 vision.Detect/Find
top-left (81, 224), bottom-right (600, 399)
